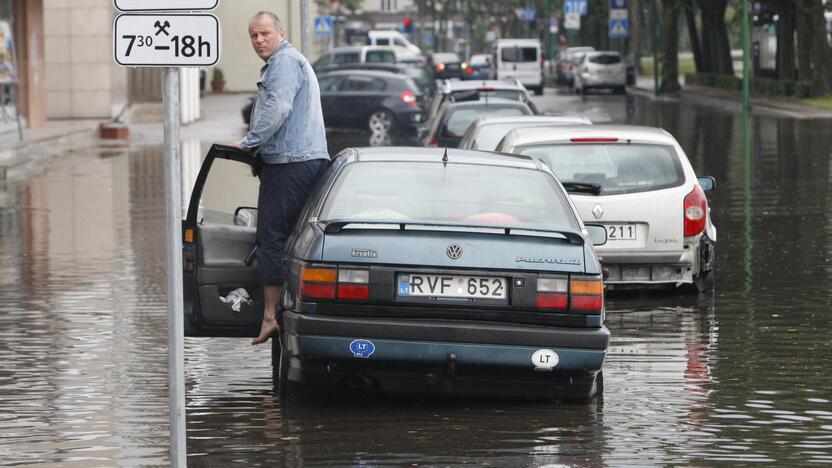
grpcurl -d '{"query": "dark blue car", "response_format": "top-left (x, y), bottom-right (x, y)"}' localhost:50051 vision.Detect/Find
top-left (182, 145), bottom-right (609, 401)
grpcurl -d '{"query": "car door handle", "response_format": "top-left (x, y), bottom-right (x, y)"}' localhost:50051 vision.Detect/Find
top-left (245, 245), bottom-right (257, 266)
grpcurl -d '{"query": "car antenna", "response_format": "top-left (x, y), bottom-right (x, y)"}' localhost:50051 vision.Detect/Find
top-left (442, 147), bottom-right (449, 166)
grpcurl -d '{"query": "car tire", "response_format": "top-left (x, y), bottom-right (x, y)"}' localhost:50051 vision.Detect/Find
top-left (368, 110), bottom-right (395, 134)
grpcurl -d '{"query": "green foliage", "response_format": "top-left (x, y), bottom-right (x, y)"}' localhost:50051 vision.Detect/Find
top-left (795, 81), bottom-right (814, 98)
top-left (212, 68), bottom-right (224, 83)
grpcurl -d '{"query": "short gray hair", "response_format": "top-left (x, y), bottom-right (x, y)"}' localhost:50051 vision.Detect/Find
top-left (250, 11), bottom-right (284, 32)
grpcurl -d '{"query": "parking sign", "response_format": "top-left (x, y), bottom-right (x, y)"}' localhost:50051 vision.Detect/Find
top-left (114, 14), bottom-right (221, 67)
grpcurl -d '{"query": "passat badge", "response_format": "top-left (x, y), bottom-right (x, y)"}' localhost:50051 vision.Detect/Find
top-left (531, 349), bottom-right (559, 371)
top-left (349, 339), bottom-right (375, 358)
top-left (351, 248), bottom-right (377, 258)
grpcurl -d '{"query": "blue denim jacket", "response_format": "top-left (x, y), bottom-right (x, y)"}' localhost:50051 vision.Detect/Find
top-left (241, 41), bottom-right (329, 164)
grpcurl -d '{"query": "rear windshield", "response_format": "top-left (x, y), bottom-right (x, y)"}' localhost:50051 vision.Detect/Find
top-left (501, 47), bottom-right (538, 63)
top-left (451, 89), bottom-right (524, 102)
top-left (514, 144), bottom-right (684, 195)
top-left (333, 52), bottom-right (360, 64)
top-left (319, 162), bottom-right (576, 229)
top-left (473, 123), bottom-right (548, 150)
top-left (365, 50), bottom-right (396, 63)
top-left (445, 105), bottom-right (530, 138)
top-left (433, 53), bottom-right (459, 63)
top-left (588, 54), bottom-right (622, 65)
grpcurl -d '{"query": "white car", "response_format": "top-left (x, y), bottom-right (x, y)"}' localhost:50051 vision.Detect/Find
top-left (458, 115), bottom-right (592, 151)
top-left (575, 51), bottom-right (627, 95)
top-left (496, 125), bottom-right (716, 291)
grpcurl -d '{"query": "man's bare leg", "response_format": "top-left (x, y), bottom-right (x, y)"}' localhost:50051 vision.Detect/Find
top-left (252, 284), bottom-right (281, 345)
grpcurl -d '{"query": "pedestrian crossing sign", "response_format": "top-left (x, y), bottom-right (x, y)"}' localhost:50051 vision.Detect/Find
top-left (609, 18), bottom-right (628, 38)
top-left (314, 16), bottom-right (333, 36)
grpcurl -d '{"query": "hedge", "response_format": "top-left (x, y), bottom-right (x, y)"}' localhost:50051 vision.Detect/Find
top-left (684, 73), bottom-right (817, 98)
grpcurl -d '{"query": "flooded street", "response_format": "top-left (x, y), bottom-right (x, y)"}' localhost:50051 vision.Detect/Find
top-left (1, 91), bottom-right (831, 466)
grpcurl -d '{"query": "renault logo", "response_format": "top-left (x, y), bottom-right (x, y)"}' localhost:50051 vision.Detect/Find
top-left (592, 204), bottom-right (604, 219)
top-left (446, 244), bottom-right (463, 259)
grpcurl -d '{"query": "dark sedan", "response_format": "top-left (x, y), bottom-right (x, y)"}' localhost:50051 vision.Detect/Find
top-left (181, 145), bottom-right (609, 402)
top-left (422, 98), bottom-right (533, 148)
top-left (317, 69), bottom-right (426, 135)
top-left (317, 63), bottom-right (437, 99)
top-left (429, 52), bottom-right (465, 80)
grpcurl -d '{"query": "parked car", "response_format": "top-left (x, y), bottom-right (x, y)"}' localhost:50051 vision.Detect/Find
top-left (556, 46), bottom-right (595, 85)
top-left (465, 53), bottom-right (493, 80)
top-left (317, 69), bottom-right (425, 135)
top-left (458, 115), bottom-right (593, 151)
top-left (367, 30), bottom-right (423, 62)
top-left (574, 51), bottom-right (627, 95)
top-left (317, 62), bottom-right (436, 98)
top-left (427, 79), bottom-right (539, 121)
top-left (181, 144), bottom-right (609, 401)
top-left (429, 52), bottom-right (465, 80)
top-left (496, 125), bottom-right (717, 291)
top-left (492, 38), bottom-right (544, 95)
top-left (422, 98), bottom-right (533, 148)
top-left (312, 46), bottom-right (397, 72)
top-left (563, 51), bottom-right (591, 89)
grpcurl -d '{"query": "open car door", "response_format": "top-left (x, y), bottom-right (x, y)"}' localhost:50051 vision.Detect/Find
top-left (182, 144), bottom-right (263, 337)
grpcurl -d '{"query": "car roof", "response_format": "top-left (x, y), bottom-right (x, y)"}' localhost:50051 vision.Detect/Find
top-left (585, 51), bottom-right (621, 57)
top-left (501, 125), bottom-right (677, 147)
top-left (327, 46), bottom-right (363, 54)
top-left (340, 146), bottom-right (540, 169)
top-left (320, 63), bottom-right (405, 72)
top-left (317, 69), bottom-right (403, 79)
top-left (442, 98), bottom-right (531, 111)
top-left (440, 79), bottom-right (525, 93)
top-left (472, 115), bottom-right (592, 128)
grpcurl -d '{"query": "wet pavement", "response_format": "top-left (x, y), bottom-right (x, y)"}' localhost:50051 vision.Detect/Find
top-left (1, 89), bottom-right (831, 466)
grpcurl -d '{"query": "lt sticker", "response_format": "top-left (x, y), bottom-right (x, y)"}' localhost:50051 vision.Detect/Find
top-left (349, 339), bottom-right (376, 358)
top-left (531, 349), bottom-right (559, 371)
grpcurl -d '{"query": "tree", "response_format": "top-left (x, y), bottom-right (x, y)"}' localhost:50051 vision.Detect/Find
top-left (694, 0), bottom-right (733, 75)
top-left (660, 0), bottom-right (681, 92)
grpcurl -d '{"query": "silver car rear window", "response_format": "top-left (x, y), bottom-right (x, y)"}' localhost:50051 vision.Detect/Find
top-left (515, 144), bottom-right (684, 195)
top-left (319, 162), bottom-right (577, 230)
top-left (445, 106), bottom-right (530, 137)
top-left (588, 54), bottom-right (621, 65)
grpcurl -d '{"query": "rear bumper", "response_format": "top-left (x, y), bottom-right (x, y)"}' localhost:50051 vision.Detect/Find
top-left (579, 74), bottom-right (627, 88)
top-left (281, 311), bottom-right (608, 397)
top-left (598, 237), bottom-right (712, 286)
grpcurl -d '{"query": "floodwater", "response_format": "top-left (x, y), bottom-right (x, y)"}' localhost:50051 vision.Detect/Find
top-left (1, 92), bottom-right (831, 467)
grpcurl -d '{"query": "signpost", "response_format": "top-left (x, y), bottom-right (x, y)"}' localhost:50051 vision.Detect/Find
top-left (564, 12), bottom-right (581, 30)
top-left (314, 15), bottom-right (333, 36)
top-left (113, 1), bottom-right (220, 466)
top-left (609, 0), bottom-right (628, 39)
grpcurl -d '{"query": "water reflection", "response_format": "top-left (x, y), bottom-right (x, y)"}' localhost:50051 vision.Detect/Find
top-left (0, 95), bottom-right (830, 466)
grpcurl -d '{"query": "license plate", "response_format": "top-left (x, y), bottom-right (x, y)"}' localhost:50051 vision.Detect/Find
top-left (398, 274), bottom-right (507, 299)
top-left (606, 224), bottom-right (637, 240)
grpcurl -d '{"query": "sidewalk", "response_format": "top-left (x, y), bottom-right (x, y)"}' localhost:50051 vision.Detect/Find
top-left (631, 75), bottom-right (832, 119)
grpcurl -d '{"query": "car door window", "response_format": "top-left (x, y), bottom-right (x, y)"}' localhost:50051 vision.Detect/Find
top-left (375, 38), bottom-right (390, 46)
top-left (313, 54), bottom-right (332, 70)
top-left (393, 38), bottom-right (407, 47)
top-left (333, 52), bottom-right (360, 64)
top-left (318, 75), bottom-right (345, 92)
top-left (199, 158), bottom-right (259, 226)
top-left (341, 76), bottom-right (387, 92)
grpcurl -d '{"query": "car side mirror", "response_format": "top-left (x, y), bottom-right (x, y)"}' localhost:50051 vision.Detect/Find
top-left (585, 224), bottom-right (607, 246)
top-left (234, 206), bottom-right (258, 227)
top-left (697, 176), bottom-right (716, 193)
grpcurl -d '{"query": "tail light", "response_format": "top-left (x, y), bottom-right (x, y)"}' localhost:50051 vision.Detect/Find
top-left (435, 63), bottom-right (446, 73)
top-left (570, 137), bottom-right (619, 143)
top-left (465, 66), bottom-right (474, 75)
top-left (300, 265), bottom-right (369, 301)
top-left (461, 62), bottom-right (468, 70)
top-left (400, 90), bottom-right (417, 107)
top-left (537, 275), bottom-right (603, 314)
top-left (684, 185), bottom-right (708, 237)
top-left (426, 137), bottom-right (439, 147)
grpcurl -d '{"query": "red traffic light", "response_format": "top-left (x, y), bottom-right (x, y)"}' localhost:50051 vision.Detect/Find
top-left (403, 17), bottom-right (412, 27)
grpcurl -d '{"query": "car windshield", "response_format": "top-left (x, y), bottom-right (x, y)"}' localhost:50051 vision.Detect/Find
top-left (318, 161), bottom-right (576, 230)
top-left (588, 54), bottom-right (621, 65)
top-left (514, 144), bottom-right (685, 195)
top-left (365, 50), bottom-right (396, 63)
top-left (445, 105), bottom-right (530, 138)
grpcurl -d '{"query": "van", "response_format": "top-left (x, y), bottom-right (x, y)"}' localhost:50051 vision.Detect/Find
top-left (493, 39), bottom-right (544, 95)
top-left (312, 46), bottom-right (397, 72)
top-left (368, 30), bottom-right (422, 62)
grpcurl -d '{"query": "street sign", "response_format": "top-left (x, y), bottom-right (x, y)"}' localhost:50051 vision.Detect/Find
top-left (609, 18), bottom-right (629, 38)
top-left (565, 12), bottom-right (581, 30)
top-left (114, 14), bottom-right (220, 67)
top-left (521, 7), bottom-right (537, 22)
top-left (314, 15), bottom-right (333, 36)
top-left (114, 0), bottom-right (218, 11)
top-left (610, 0), bottom-right (628, 9)
top-left (610, 9), bottom-right (628, 20)
top-left (564, 0), bottom-right (588, 16)
top-left (549, 17), bottom-right (559, 34)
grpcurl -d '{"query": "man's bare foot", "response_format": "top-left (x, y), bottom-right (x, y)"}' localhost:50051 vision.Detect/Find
top-left (251, 317), bottom-right (279, 345)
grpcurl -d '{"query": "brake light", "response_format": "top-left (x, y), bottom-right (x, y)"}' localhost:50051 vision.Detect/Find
top-left (400, 90), bottom-right (417, 107)
top-left (300, 265), bottom-right (369, 301)
top-left (537, 275), bottom-right (603, 313)
top-left (569, 137), bottom-right (619, 143)
top-left (435, 63), bottom-right (446, 72)
top-left (427, 137), bottom-right (439, 147)
top-left (684, 185), bottom-right (708, 237)
top-left (465, 66), bottom-right (474, 75)
top-left (476, 87), bottom-right (496, 92)
top-left (570, 276), bottom-right (604, 313)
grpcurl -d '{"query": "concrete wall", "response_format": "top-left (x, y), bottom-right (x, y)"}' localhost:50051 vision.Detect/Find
top-left (214, 1), bottom-right (327, 93)
top-left (43, 0), bottom-right (128, 119)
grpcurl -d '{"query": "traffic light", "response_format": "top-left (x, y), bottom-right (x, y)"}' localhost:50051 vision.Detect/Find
top-left (402, 17), bottom-right (413, 34)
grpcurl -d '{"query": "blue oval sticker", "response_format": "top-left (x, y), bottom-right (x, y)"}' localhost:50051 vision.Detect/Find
top-left (349, 339), bottom-right (375, 358)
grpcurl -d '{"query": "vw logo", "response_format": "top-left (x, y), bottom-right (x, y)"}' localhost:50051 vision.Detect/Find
top-left (446, 244), bottom-right (463, 259)
top-left (592, 204), bottom-right (604, 219)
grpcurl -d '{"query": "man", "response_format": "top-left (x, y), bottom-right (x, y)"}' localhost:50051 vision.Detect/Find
top-left (236, 11), bottom-right (329, 345)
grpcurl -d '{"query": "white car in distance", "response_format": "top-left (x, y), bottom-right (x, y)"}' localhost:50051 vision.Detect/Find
top-left (496, 125), bottom-right (716, 292)
top-left (458, 115), bottom-right (593, 151)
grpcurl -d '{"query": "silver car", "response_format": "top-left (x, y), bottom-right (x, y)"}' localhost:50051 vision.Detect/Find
top-left (496, 125), bottom-right (716, 291)
top-left (458, 115), bottom-right (592, 151)
top-left (574, 51), bottom-right (627, 95)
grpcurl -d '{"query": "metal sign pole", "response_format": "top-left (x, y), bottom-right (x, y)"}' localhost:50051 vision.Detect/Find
top-left (163, 66), bottom-right (187, 468)
top-left (301, 0), bottom-right (310, 56)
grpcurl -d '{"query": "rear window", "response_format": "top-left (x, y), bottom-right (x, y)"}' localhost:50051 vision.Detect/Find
top-left (451, 89), bottom-right (524, 102)
top-left (445, 105), bottom-right (530, 138)
top-left (433, 53), bottom-right (459, 63)
top-left (514, 144), bottom-right (685, 195)
top-left (341, 76), bottom-right (387, 91)
top-left (588, 54), bottom-right (621, 65)
top-left (501, 47), bottom-right (538, 63)
top-left (333, 52), bottom-right (360, 64)
top-left (365, 50), bottom-right (396, 63)
top-left (319, 162), bottom-right (576, 230)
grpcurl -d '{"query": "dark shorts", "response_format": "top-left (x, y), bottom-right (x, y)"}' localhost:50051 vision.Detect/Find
top-left (256, 159), bottom-right (329, 285)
